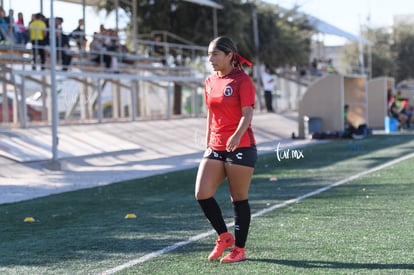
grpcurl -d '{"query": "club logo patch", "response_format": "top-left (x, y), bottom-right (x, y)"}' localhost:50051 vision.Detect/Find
top-left (223, 85), bottom-right (233, 96)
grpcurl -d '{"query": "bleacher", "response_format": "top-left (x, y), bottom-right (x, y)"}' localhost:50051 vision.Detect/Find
top-left (0, 29), bottom-right (207, 127)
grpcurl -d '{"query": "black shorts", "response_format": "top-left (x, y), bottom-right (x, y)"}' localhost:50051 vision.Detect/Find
top-left (203, 145), bottom-right (257, 168)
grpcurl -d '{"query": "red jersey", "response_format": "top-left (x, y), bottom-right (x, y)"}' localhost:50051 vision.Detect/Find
top-left (204, 68), bottom-right (256, 150)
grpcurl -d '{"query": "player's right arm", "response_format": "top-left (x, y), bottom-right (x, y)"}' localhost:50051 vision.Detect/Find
top-left (205, 109), bottom-right (212, 148)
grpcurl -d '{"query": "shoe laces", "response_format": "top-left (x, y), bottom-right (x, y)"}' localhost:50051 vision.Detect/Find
top-left (215, 239), bottom-right (223, 246)
top-left (214, 238), bottom-right (226, 249)
top-left (228, 247), bottom-right (242, 258)
top-left (217, 234), bottom-right (231, 244)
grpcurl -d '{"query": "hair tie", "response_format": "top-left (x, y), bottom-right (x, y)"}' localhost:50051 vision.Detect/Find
top-left (235, 53), bottom-right (253, 67)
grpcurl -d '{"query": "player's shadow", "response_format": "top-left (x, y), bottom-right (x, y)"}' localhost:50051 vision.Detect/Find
top-left (248, 259), bottom-right (414, 271)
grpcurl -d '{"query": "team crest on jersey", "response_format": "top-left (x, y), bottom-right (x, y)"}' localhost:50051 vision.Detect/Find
top-left (223, 85), bottom-right (233, 96)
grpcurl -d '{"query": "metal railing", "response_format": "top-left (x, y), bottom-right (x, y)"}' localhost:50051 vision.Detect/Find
top-left (0, 27), bottom-right (210, 127)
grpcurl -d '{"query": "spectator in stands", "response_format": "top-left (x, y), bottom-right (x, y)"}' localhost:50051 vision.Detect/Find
top-left (151, 34), bottom-right (164, 56)
top-left (105, 29), bottom-right (121, 69)
top-left (116, 42), bottom-right (133, 65)
top-left (99, 24), bottom-right (105, 35)
top-left (54, 16), bottom-right (63, 31)
top-left (103, 28), bottom-right (119, 52)
top-left (0, 7), bottom-right (9, 43)
top-left (298, 64), bottom-right (307, 78)
top-left (6, 9), bottom-right (15, 43)
top-left (150, 34), bottom-right (166, 65)
top-left (28, 13), bottom-right (35, 26)
top-left (326, 58), bottom-right (337, 74)
top-left (54, 17), bottom-right (72, 71)
top-left (70, 18), bottom-right (87, 50)
top-left (310, 58), bottom-right (322, 76)
top-left (15, 12), bottom-right (29, 44)
top-left (89, 32), bottom-right (112, 70)
top-left (29, 13), bottom-right (47, 70)
top-left (42, 14), bottom-right (50, 46)
top-left (261, 66), bottom-right (275, 112)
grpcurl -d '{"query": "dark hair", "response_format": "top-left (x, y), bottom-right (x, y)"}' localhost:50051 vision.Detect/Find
top-left (209, 36), bottom-right (243, 69)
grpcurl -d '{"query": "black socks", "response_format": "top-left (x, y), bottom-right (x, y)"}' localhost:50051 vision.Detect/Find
top-left (233, 199), bottom-right (251, 248)
top-left (198, 197), bottom-right (251, 248)
top-left (197, 197), bottom-right (227, 235)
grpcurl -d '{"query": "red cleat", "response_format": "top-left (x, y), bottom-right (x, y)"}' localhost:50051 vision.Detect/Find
top-left (208, 232), bottom-right (235, 261)
top-left (220, 246), bottom-right (246, 263)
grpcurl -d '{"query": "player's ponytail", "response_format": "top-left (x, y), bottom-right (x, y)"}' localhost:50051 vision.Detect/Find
top-left (210, 36), bottom-right (253, 70)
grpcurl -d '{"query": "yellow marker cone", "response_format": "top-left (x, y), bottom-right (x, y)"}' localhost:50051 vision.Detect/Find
top-left (125, 213), bottom-right (136, 219)
top-left (24, 217), bottom-right (35, 223)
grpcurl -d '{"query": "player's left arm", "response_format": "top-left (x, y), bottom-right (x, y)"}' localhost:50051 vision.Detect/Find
top-left (226, 106), bottom-right (254, 152)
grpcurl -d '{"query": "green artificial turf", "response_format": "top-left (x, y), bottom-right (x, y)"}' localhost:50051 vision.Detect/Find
top-left (0, 134), bottom-right (413, 274)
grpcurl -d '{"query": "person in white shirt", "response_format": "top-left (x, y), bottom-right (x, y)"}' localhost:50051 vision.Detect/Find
top-left (261, 67), bottom-right (275, 112)
top-left (89, 32), bottom-right (112, 69)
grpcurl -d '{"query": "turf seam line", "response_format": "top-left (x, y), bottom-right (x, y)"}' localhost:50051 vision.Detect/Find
top-left (100, 152), bottom-right (414, 275)
top-left (101, 230), bottom-right (216, 275)
top-left (252, 152), bottom-right (414, 218)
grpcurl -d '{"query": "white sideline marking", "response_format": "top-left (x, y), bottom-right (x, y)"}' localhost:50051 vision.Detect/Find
top-left (101, 152), bottom-right (414, 275)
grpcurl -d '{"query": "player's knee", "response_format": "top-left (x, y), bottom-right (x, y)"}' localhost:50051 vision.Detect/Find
top-left (230, 193), bottom-right (248, 202)
top-left (195, 188), bottom-right (215, 200)
top-left (195, 191), bottom-right (209, 200)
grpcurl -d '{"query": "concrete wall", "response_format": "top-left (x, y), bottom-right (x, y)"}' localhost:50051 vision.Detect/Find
top-left (367, 77), bottom-right (394, 129)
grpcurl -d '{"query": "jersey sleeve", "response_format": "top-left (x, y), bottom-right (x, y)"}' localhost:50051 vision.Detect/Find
top-left (239, 76), bottom-right (256, 107)
top-left (204, 77), bottom-right (210, 107)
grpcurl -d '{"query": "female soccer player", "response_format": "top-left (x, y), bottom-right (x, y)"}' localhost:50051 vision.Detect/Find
top-left (195, 36), bottom-right (257, 263)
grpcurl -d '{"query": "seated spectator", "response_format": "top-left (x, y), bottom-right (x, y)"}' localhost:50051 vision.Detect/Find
top-left (0, 7), bottom-right (9, 43)
top-left (309, 58), bottom-right (322, 76)
top-left (325, 59), bottom-right (337, 74)
top-left (150, 34), bottom-right (164, 56)
top-left (89, 32), bottom-right (112, 69)
top-left (150, 34), bottom-right (166, 65)
top-left (395, 90), bottom-right (413, 128)
top-left (343, 104), bottom-right (365, 139)
top-left (117, 43), bottom-right (134, 65)
top-left (388, 94), bottom-right (408, 129)
top-left (15, 12), bottom-right (29, 44)
top-left (103, 28), bottom-right (119, 52)
top-left (102, 28), bottom-right (121, 70)
top-left (7, 9), bottom-right (16, 43)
